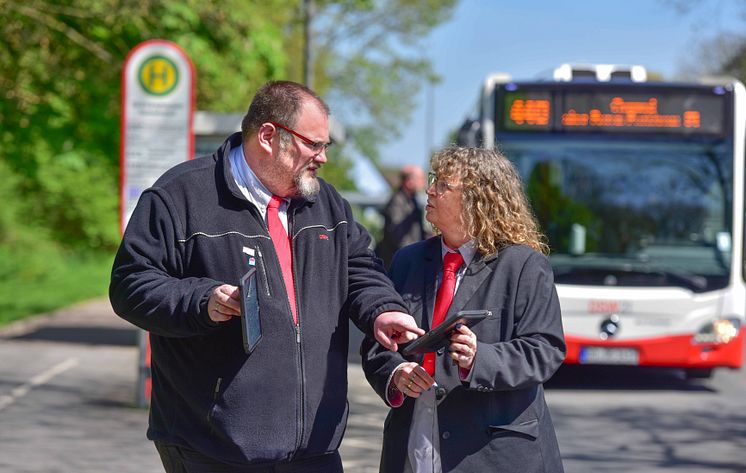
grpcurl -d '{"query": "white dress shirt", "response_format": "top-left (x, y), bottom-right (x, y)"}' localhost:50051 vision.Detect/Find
top-left (229, 144), bottom-right (289, 233)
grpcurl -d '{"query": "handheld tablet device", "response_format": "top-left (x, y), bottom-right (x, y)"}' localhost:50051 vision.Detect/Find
top-left (240, 267), bottom-right (262, 355)
top-left (401, 309), bottom-right (491, 356)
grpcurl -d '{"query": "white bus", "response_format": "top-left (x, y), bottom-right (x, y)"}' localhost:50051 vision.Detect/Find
top-left (457, 64), bottom-right (745, 378)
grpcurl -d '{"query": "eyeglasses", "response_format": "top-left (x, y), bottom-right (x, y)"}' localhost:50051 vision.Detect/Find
top-left (270, 122), bottom-right (332, 154)
top-left (427, 171), bottom-right (460, 195)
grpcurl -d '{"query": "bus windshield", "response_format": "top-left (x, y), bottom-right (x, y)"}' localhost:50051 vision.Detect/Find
top-left (501, 138), bottom-right (733, 292)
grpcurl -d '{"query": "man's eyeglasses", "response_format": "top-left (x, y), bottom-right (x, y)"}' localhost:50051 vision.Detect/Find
top-left (427, 172), bottom-right (460, 195)
top-left (270, 122), bottom-right (332, 154)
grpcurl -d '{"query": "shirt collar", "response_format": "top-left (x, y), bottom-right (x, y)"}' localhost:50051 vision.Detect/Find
top-left (440, 238), bottom-right (477, 269)
top-left (229, 145), bottom-right (288, 217)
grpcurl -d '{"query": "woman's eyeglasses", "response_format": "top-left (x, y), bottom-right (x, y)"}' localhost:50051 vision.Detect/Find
top-left (427, 172), bottom-right (460, 195)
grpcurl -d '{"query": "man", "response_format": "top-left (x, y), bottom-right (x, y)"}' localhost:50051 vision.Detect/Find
top-left (110, 81), bottom-right (422, 472)
top-left (376, 165), bottom-right (428, 269)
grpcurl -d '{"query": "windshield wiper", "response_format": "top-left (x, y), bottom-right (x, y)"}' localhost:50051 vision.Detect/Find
top-left (640, 268), bottom-right (708, 291)
top-left (553, 265), bottom-right (709, 292)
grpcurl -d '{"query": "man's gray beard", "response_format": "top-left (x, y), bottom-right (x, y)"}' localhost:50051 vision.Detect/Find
top-left (295, 171), bottom-right (320, 198)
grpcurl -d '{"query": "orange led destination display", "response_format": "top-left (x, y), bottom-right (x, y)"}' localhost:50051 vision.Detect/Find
top-left (509, 99), bottom-right (550, 126)
top-left (502, 90), bottom-right (725, 135)
top-left (561, 98), bottom-right (696, 128)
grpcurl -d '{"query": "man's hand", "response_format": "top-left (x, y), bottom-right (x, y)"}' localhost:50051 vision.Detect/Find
top-left (373, 311), bottom-right (424, 351)
top-left (207, 284), bottom-right (241, 322)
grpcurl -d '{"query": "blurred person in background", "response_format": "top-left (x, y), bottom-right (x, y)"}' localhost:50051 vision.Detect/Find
top-left (362, 146), bottom-right (566, 473)
top-left (110, 80), bottom-right (422, 473)
top-left (376, 164), bottom-right (429, 269)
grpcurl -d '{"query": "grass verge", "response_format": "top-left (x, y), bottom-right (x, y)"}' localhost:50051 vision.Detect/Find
top-left (0, 246), bottom-right (114, 327)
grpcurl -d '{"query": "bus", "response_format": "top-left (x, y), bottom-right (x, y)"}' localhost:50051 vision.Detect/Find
top-left (457, 64), bottom-right (745, 378)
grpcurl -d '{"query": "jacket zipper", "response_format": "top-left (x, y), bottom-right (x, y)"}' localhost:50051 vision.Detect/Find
top-left (255, 247), bottom-right (271, 296)
top-left (259, 200), bottom-right (304, 455)
top-left (289, 205), bottom-right (305, 456)
top-left (243, 201), bottom-right (273, 297)
top-left (206, 377), bottom-right (222, 423)
top-left (244, 197), bottom-right (304, 452)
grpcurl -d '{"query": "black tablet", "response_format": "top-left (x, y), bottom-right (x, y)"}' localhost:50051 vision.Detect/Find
top-left (239, 267), bottom-right (262, 355)
top-left (401, 309), bottom-right (491, 356)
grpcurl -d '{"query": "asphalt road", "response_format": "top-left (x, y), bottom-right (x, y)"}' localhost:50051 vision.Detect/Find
top-left (0, 299), bottom-right (744, 472)
top-left (545, 364), bottom-right (746, 472)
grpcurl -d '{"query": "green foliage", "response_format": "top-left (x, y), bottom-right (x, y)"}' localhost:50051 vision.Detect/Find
top-left (719, 41), bottom-right (746, 84)
top-left (670, 3), bottom-right (746, 83)
top-left (0, 160), bottom-right (21, 244)
top-left (318, 147), bottom-right (357, 190)
top-left (0, 244), bottom-right (113, 326)
top-left (0, 0), bottom-right (457, 321)
top-left (1, 0), bottom-right (294, 254)
top-left (157, 0), bottom-right (292, 111)
top-left (297, 0), bottom-right (457, 166)
top-left (353, 206), bottom-right (384, 249)
top-left (0, 0), bottom-right (295, 321)
top-left (31, 146), bottom-right (120, 249)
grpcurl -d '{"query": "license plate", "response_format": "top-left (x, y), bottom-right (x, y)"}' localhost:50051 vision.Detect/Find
top-left (579, 347), bottom-right (639, 365)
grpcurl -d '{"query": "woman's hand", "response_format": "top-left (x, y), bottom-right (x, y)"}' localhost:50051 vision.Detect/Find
top-left (393, 362), bottom-right (435, 398)
top-left (450, 323), bottom-right (478, 370)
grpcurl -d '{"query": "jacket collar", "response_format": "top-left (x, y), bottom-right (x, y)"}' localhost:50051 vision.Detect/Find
top-left (449, 250), bottom-right (493, 316)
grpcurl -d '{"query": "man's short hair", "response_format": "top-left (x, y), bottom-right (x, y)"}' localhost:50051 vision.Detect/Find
top-left (241, 81), bottom-right (329, 143)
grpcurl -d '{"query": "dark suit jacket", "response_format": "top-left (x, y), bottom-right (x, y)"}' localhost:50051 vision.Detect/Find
top-left (362, 237), bottom-right (566, 473)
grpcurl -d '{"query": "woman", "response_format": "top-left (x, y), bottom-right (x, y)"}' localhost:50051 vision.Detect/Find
top-left (362, 146), bottom-right (566, 472)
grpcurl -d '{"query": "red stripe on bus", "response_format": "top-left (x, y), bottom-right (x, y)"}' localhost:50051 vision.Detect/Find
top-left (564, 328), bottom-right (744, 368)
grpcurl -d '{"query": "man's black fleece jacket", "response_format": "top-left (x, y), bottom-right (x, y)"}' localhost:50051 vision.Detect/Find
top-left (109, 132), bottom-right (407, 466)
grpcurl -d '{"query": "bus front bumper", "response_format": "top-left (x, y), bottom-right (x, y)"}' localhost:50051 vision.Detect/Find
top-left (563, 328), bottom-right (745, 369)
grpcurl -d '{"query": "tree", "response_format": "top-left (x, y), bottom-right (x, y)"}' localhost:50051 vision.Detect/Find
top-left (294, 0), bottom-right (458, 169)
top-left (0, 0), bottom-right (457, 251)
top-left (668, 0), bottom-right (746, 82)
top-left (1, 0), bottom-right (291, 250)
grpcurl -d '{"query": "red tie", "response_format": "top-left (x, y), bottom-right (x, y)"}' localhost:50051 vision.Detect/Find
top-left (267, 196), bottom-right (297, 324)
top-left (423, 251), bottom-right (464, 376)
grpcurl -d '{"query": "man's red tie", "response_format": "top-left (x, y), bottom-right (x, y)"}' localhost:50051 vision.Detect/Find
top-left (267, 196), bottom-right (297, 324)
top-left (423, 251), bottom-right (464, 376)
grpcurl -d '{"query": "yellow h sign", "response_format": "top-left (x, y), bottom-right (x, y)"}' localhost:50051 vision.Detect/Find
top-left (138, 56), bottom-right (179, 96)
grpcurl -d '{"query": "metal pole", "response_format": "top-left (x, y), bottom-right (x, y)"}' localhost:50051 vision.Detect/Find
top-left (425, 80), bottom-right (434, 161)
top-left (303, 0), bottom-right (315, 88)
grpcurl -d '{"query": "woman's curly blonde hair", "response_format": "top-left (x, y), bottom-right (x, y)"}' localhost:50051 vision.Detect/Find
top-left (430, 146), bottom-right (549, 256)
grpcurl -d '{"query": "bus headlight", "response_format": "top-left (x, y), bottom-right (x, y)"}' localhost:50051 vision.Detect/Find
top-left (693, 318), bottom-right (741, 345)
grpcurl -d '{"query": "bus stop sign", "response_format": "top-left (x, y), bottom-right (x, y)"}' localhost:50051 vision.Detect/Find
top-left (120, 39), bottom-right (195, 407)
top-left (120, 39), bottom-right (195, 232)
